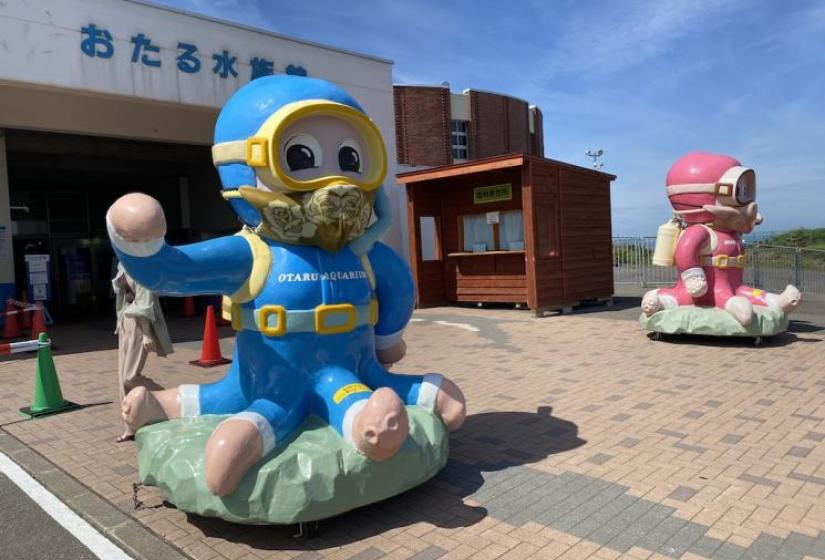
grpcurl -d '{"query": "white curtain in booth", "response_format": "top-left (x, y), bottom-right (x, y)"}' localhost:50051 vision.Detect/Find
top-left (500, 210), bottom-right (524, 250)
top-left (462, 215), bottom-right (494, 252)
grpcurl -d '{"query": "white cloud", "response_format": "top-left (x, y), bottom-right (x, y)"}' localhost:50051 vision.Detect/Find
top-left (535, 0), bottom-right (743, 78)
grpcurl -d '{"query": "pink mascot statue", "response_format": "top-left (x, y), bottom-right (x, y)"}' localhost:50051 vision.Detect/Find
top-left (641, 152), bottom-right (801, 338)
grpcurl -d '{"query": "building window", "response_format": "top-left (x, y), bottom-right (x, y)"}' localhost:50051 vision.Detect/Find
top-left (461, 210), bottom-right (524, 252)
top-left (462, 214), bottom-right (494, 252)
top-left (499, 210), bottom-right (525, 250)
top-left (419, 216), bottom-right (442, 261)
top-left (451, 120), bottom-right (469, 161)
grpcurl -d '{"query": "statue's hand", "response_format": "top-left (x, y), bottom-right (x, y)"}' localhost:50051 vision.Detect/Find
top-left (107, 193), bottom-right (167, 243)
top-left (682, 267), bottom-right (708, 298)
top-left (377, 339), bottom-right (406, 367)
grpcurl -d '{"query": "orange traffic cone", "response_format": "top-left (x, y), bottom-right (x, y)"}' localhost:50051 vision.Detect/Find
top-left (180, 296), bottom-right (196, 317)
top-left (20, 291), bottom-right (32, 329)
top-left (189, 305), bottom-right (231, 368)
top-left (31, 305), bottom-right (47, 339)
top-left (2, 299), bottom-right (22, 340)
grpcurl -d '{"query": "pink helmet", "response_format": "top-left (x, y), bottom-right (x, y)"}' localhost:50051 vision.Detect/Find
top-left (666, 151), bottom-right (755, 224)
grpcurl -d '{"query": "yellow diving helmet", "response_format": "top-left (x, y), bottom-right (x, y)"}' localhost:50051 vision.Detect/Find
top-left (211, 100), bottom-right (387, 193)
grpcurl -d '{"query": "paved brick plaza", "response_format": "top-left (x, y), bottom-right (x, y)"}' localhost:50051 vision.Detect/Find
top-left (1, 305), bottom-right (825, 559)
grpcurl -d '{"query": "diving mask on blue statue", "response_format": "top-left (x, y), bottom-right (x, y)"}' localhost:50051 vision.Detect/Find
top-left (212, 99), bottom-right (388, 252)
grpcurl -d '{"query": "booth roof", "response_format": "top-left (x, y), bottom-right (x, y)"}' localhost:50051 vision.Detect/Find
top-left (395, 152), bottom-right (617, 185)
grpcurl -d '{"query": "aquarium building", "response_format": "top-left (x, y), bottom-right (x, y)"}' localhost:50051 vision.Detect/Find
top-left (0, 0), bottom-right (401, 315)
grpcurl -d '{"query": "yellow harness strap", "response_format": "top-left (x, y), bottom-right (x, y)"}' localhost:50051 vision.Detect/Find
top-left (697, 225), bottom-right (746, 269)
top-left (222, 235), bottom-right (379, 330)
top-left (360, 254), bottom-right (377, 290)
top-left (221, 228), bottom-right (272, 323)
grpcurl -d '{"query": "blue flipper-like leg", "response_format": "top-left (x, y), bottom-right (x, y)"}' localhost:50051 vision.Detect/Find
top-left (196, 360), bottom-right (248, 416)
top-left (312, 365), bottom-right (373, 443)
top-left (361, 360), bottom-right (443, 415)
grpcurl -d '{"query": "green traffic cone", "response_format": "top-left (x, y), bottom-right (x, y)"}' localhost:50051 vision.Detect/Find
top-left (20, 333), bottom-right (80, 418)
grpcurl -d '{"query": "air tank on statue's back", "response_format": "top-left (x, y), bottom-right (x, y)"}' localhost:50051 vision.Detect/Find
top-left (651, 218), bottom-right (683, 267)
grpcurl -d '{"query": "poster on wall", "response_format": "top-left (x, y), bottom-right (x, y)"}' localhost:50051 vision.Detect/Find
top-left (25, 254), bottom-right (51, 301)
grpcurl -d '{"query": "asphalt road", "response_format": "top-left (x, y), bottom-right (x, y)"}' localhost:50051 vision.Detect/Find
top-left (0, 473), bottom-right (97, 560)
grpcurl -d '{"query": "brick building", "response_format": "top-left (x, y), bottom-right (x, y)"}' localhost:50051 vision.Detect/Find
top-left (393, 84), bottom-right (544, 167)
top-left (392, 84), bottom-right (544, 259)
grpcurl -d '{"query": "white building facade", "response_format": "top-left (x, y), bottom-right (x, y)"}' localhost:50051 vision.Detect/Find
top-left (0, 0), bottom-right (403, 315)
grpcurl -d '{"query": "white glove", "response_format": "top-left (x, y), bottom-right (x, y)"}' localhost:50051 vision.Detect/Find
top-left (682, 267), bottom-right (708, 297)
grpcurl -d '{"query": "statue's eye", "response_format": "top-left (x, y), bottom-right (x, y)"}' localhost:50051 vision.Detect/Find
top-left (287, 145), bottom-right (314, 171)
top-left (338, 139), bottom-right (361, 174)
top-left (283, 134), bottom-right (322, 171)
top-left (735, 175), bottom-right (755, 204)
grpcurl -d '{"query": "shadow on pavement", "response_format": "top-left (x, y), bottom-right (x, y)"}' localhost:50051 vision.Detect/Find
top-left (789, 320), bottom-right (825, 334)
top-left (0, 400), bottom-right (114, 429)
top-left (562, 296), bottom-right (641, 316)
top-left (184, 407), bottom-right (585, 551)
top-left (646, 330), bottom-right (822, 347)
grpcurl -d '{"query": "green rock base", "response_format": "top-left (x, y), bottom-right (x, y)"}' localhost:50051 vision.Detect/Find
top-left (136, 406), bottom-right (448, 525)
top-left (639, 305), bottom-right (789, 337)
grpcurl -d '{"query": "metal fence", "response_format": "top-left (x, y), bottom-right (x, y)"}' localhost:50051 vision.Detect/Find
top-left (613, 237), bottom-right (825, 295)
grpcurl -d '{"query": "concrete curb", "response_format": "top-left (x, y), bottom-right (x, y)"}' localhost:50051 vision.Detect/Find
top-left (0, 428), bottom-right (189, 560)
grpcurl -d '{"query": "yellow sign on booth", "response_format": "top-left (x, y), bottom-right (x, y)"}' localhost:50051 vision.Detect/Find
top-left (473, 183), bottom-right (512, 204)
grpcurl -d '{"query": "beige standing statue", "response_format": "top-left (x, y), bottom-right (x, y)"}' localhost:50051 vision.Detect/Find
top-left (113, 262), bottom-right (173, 442)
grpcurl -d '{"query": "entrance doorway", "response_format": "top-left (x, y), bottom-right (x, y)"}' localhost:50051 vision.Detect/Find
top-left (6, 129), bottom-right (218, 319)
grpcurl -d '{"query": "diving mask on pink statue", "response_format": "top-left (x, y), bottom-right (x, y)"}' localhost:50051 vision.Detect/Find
top-left (665, 153), bottom-right (763, 232)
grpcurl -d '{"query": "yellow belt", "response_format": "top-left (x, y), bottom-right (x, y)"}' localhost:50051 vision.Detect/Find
top-left (700, 254), bottom-right (746, 269)
top-left (224, 300), bottom-right (378, 336)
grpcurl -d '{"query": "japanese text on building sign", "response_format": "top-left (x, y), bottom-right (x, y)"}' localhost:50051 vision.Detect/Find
top-left (80, 23), bottom-right (308, 81)
top-left (473, 183), bottom-right (512, 204)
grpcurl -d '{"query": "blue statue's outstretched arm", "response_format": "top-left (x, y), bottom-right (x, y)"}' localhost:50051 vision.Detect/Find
top-left (368, 241), bottom-right (415, 350)
top-left (112, 236), bottom-right (253, 297)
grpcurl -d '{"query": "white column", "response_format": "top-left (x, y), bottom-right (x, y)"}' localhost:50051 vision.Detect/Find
top-left (0, 130), bottom-right (16, 303)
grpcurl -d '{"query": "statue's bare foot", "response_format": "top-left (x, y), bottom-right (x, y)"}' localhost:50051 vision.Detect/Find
top-left (776, 285), bottom-right (801, 313)
top-left (641, 290), bottom-right (663, 317)
top-left (352, 388), bottom-right (409, 462)
top-left (204, 419), bottom-right (264, 496)
top-left (725, 296), bottom-right (754, 326)
top-left (435, 377), bottom-right (466, 432)
top-left (121, 386), bottom-right (171, 434)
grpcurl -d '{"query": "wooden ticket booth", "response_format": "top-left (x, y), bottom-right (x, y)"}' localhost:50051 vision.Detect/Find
top-left (399, 153), bottom-right (616, 314)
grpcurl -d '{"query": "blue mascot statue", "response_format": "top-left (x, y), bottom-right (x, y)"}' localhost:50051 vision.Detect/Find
top-left (106, 76), bottom-right (466, 522)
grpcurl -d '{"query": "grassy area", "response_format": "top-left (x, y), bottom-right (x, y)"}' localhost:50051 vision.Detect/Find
top-left (761, 228), bottom-right (825, 250)
top-left (612, 243), bottom-right (651, 266)
top-left (750, 246), bottom-right (824, 272)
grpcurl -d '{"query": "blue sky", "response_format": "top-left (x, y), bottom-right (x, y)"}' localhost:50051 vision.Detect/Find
top-left (155, 0), bottom-right (825, 236)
